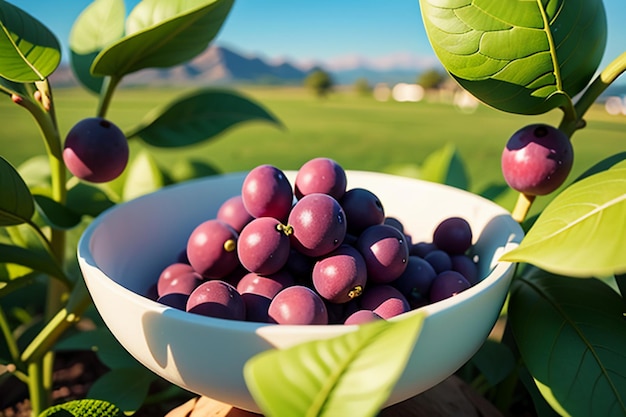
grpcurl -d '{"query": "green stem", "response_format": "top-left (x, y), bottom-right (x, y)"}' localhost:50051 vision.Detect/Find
top-left (511, 192), bottom-right (535, 224)
top-left (573, 52), bottom-right (626, 127)
top-left (0, 304), bottom-right (21, 365)
top-left (97, 76), bottom-right (121, 118)
top-left (27, 359), bottom-right (49, 417)
top-left (21, 279), bottom-right (92, 365)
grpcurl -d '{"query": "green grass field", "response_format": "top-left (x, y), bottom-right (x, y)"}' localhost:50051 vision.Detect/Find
top-left (1, 85), bottom-right (624, 209)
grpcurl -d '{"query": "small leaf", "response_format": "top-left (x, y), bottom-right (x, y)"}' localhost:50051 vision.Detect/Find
top-left (88, 368), bottom-right (156, 414)
top-left (127, 89), bottom-right (282, 148)
top-left (244, 311), bottom-right (426, 417)
top-left (34, 194), bottom-right (82, 230)
top-left (419, 0), bottom-right (607, 115)
top-left (39, 399), bottom-right (122, 417)
top-left (18, 155), bottom-right (51, 188)
top-left (69, 0), bottom-right (125, 93)
top-left (509, 269), bottom-right (626, 417)
top-left (122, 150), bottom-right (165, 201)
top-left (0, 0), bottom-right (61, 82)
top-left (0, 156), bottom-right (35, 226)
top-left (420, 143), bottom-right (469, 190)
top-left (91, 0), bottom-right (234, 79)
top-left (500, 169), bottom-right (626, 277)
top-left (0, 243), bottom-right (65, 280)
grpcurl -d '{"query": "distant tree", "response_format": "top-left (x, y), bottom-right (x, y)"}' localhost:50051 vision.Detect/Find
top-left (305, 67), bottom-right (334, 97)
top-left (354, 77), bottom-right (372, 96)
top-left (417, 69), bottom-right (447, 90)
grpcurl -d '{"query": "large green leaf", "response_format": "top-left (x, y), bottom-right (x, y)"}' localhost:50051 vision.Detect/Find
top-left (419, 0), bottom-right (607, 115)
top-left (69, 0), bottom-right (125, 94)
top-left (39, 399), bottom-right (122, 417)
top-left (0, 0), bottom-right (61, 82)
top-left (0, 156), bottom-right (35, 226)
top-left (500, 168), bottom-right (626, 277)
top-left (91, 0), bottom-right (234, 79)
top-left (0, 243), bottom-right (65, 281)
top-left (127, 89), bottom-right (283, 148)
top-left (509, 269), bottom-right (626, 417)
top-left (244, 311), bottom-right (426, 417)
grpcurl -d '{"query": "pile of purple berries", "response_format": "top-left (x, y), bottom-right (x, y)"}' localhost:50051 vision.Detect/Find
top-left (147, 158), bottom-right (479, 325)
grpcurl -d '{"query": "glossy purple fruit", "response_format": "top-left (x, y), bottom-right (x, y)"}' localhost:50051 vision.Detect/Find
top-left (294, 157), bottom-right (347, 200)
top-left (156, 262), bottom-right (202, 297)
top-left (344, 310), bottom-right (383, 325)
top-left (356, 224), bottom-right (409, 284)
top-left (186, 280), bottom-right (246, 320)
top-left (340, 188), bottom-right (385, 235)
top-left (429, 270), bottom-right (471, 303)
top-left (217, 195), bottom-right (254, 232)
top-left (392, 256), bottom-right (437, 300)
top-left (312, 244), bottom-right (367, 303)
top-left (451, 254), bottom-right (479, 285)
top-left (288, 193), bottom-right (346, 257)
top-left (241, 164), bottom-right (293, 221)
top-left (237, 217), bottom-right (291, 275)
top-left (268, 285), bottom-right (328, 325)
top-left (433, 217), bottom-right (472, 255)
top-left (237, 271), bottom-right (295, 323)
top-left (423, 249), bottom-right (452, 274)
top-left (63, 117), bottom-right (129, 183)
top-left (359, 285), bottom-right (410, 319)
top-left (409, 241), bottom-right (437, 258)
top-left (186, 219), bottom-right (239, 279)
top-left (501, 124), bottom-right (574, 196)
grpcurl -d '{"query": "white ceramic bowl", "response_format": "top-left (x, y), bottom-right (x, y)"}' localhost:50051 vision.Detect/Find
top-left (77, 170), bottom-right (523, 413)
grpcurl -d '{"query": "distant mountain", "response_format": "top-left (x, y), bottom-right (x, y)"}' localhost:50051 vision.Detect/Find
top-left (49, 45), bottom-right (441, 88)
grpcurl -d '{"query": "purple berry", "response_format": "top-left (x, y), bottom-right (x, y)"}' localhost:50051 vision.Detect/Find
top-left (501, 124), bottom-right (573, 196)
top-left (294, 157), bottom-right (347, 200)
top-left (186, 280), bottom-right (246, 321)
top-left (237, 217), bottom-right (291, 275)
top-left (186, 219), bottom-right (239, 279)
top-left (288, 193), bottom-right (346, 257)
top-left (356, 224), bottom-right (409, 284)
top-left (268, 285), bottom-right (328, 325)
top-left (241, 165), bottom-right (293, 221)
top-left (340, 188), bottom-right (385, 235)
top-left (344, 310), bottom-right (383, 325)
top-left (433, 217), bottom-right (472, 255)
top-left (63, 117), bottom-right (129, 183)
top-left (312, 244), bottom-right (367, 303)
top-left (217, 195), bottom-right (254, 232)
top-left (429, 271), bottom-right (471, 303)
top-left (359, 285), bottom-right (410, 319)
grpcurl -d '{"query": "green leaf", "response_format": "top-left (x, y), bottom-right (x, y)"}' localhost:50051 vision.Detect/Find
top-left (575, 152), bottom-right (626, 183)
top-left (244, 311), bottom-right (426, 417)
top-left (0, 0), bottom-right (61, 82)
top-left (419, 143), bottom-right (469, 190)
top-left (470, 339), bottom-right (515, 386)
top-left (122, 150), bottom-right (165, 201)
top-left (69, 0), bottom-right (125, 94)
top-left (166, 158), bottom-right (220, 183)
top-left (18, 155), bottom-right (51, 188)
top-left (91, 0), bottom-right (234, 79)
top-left (87, 368), bottom-right (156, 414)
top-left (39, 399), bottom-right (122, 417)
top-left (419, 0), bottom-right (607, 115)
top-left (500, 169), bottom-right (626, 277)
top-left (509, 269), bottom-right (626, 417)
top-left (34, 194), bottom-right (82, 230)
top-left (66, 182), bottom-right (115, 218)
top-left (127, 88), bottom-right (282, 148)
top-left (0, 155), bottom-right (35, 226)
top-left (0, 75), bottom-right (30, 97)
top-left (0, 243), bottom-right (65, 281)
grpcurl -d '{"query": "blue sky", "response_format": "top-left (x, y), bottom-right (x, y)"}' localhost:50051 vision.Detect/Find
top-left (8, 0), bottom-right (626, 78)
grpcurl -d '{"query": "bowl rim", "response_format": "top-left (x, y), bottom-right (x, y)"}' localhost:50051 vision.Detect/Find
top-left (78, 170), bottom-right (523, 332)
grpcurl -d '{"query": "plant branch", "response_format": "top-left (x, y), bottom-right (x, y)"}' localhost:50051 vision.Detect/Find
top-left (97, 76), bottom-right (121, 118)
top-left (511, 193), bottom-right (535, 224)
